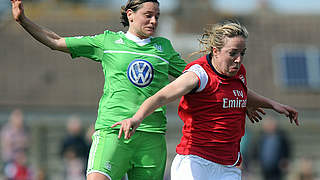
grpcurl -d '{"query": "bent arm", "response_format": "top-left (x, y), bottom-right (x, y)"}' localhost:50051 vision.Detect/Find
top-left (247, 89), bottom-right (275, 109)
top-left (134, 71), bottom-right (198, 121)
top-left (11, 0), bottom-right (69, 53)
top-left (247, 89), bottom-right (299, 125)
top-left (112, 72), bottom-right (199, 139)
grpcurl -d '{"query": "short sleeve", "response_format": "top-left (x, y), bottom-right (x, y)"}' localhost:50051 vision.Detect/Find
top-left (164, 40), bottom-right (187, 78)
top-left (185, 64), bottom-right (208, 92)
top-left (65, 33), bottom-right (105, 61)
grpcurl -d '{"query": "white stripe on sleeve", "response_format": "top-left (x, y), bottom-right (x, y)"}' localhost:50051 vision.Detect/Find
top-left (185, 64), bottom-right (208, 92)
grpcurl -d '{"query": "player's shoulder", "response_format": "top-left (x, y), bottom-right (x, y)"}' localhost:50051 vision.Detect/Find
top-left (152, 36), bottom-right (172, 46)
top-left (152, 36), bottom-right (170, 41)
top-left (152, 36), bottom-right (178, 54)
top-left (102, 30), bottom-right (125, 37)
top-left (98, 30), bottom-right (126, 45)
top-left (186, 55), bottom-right (208, 68)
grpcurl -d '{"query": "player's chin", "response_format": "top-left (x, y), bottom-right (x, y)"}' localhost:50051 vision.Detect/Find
top-left (227, 70), bottom-right (239, 77)
top-left (144, 29), bottom-right (155, 36)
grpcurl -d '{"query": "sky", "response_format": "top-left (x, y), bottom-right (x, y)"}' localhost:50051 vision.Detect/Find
top-left (111, 0), bottom-right (320, 15)
top-left (213, 0), bottom-right (320, 14)
top-left (2, 0), bottom-right (320, 15)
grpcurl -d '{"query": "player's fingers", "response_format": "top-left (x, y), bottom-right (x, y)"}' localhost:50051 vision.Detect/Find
top-left (289, 114), bottom-right (293, 124)
top-left (248, 116), bottom-right (255, 123)
top-left (124, 127), bottom-right (130, 139)
top-left (128, 128), bottom-right (137, 139)
top-left (250, 112), bottom-right (259, 122)
top-left (257, 108), bottom-right (266, 115)
top-left (292, 112), bottom-right (299, 126)
top-left (295, 113), bottom-right (299, 126)
top-left (282, 109), bottom-right (290, 117)
top-left (123, 122), bottom-right (131, 139)
top-left (256, 112), bottom-right (263, 121)
top-left (255, 113), bottom-right (261, 122)
top-left (257, 115), bottom-right (262, 121)
top-left (111, 122), bottom-right (121, 128)
top-left (253, 116), bottom-right (260, 123)
top-left (118, 126), bottom-right (124, 139)
top-left (294, 118), bottom-right (299, 126)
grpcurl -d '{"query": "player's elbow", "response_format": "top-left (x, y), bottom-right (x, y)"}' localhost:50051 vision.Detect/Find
top-left (50, 39), bottom-right (69, 53)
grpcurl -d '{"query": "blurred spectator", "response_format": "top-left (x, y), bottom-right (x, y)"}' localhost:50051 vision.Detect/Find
top-left (34, 168), bottom-right (47, 180)
top-left (60, 115), bottom-right (90, 180)
top-left (1, 108), bottom-right (29, 164)
top-left (254, 116), bottom-right (292, 180)
top-left (293, 157), bottom-right (318, 180)
top-left (3, 149), bottom-right (33, 180)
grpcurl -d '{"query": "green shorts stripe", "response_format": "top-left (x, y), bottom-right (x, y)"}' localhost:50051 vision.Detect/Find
top-left (87, 130), bottom-right (100, 171)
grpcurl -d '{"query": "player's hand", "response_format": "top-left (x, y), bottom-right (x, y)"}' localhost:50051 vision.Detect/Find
top-left (246, 106), bottom-right (266, 123)
top-left (11, 0), bottom-right (25, 23)
top-left (111, 117), bottom-right (142, 139)
top-left (272, 103), bottom-right (299, 126)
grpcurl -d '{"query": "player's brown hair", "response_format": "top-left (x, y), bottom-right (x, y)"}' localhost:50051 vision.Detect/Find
top-left (120, 0), bottom-right (160, 27)
top-left (196, 19), bottom-right (248, 55)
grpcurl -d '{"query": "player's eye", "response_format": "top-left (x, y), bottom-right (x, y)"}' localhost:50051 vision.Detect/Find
top-left (145, 14), bottom-right (152, 18)
top-left (229, 52), bottom-right (237, 57)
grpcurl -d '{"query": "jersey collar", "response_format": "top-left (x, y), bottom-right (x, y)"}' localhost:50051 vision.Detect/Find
top-left (125, 32), bottom-right (152, 46)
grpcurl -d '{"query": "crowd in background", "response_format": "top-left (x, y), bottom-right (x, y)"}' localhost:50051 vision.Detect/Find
top-left (0, 108), bottom-right (318, 180)
top-left (1, 0), bottom-right (320, 179)
top-left (0, 109), bottom-right (95, 180)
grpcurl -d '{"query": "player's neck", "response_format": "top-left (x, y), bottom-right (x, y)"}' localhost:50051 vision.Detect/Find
top-left (125, 31), bottom-right (152, 46)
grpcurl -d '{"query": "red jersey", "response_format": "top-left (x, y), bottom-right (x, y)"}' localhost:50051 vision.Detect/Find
top-left (176, 54), bottom-right (247, 166)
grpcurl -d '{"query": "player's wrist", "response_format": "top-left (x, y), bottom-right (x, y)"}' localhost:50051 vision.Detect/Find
top-left (17, 14), bottom-right (27, 25)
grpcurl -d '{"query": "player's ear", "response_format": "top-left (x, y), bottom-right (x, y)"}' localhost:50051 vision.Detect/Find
top-left (212, 47), bottom-right (219, 57)
top-left (127, 9), bottom-right (134, 23)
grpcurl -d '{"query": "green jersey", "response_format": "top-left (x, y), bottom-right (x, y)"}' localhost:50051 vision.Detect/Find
top-left (65, 30), bottom-right (186, 133)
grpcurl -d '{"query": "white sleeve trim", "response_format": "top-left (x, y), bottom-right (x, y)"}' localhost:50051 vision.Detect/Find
top-left (185, 64), bottom-right (208, 92)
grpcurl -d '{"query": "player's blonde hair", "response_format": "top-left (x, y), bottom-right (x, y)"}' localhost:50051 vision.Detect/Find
top-left (120, 0), bottom-right (159, 27)
top-left (196, 19), bottom-right (249, 55)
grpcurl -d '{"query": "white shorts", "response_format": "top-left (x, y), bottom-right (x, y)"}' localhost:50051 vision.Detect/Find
top-left (171, 154), bottom-right (241, 180)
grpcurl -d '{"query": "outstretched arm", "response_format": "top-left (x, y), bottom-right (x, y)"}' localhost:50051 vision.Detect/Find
top-left (11, 0), bottom-right (69, 53)
top-left (247, 89), bottom-right (299, 126)
top-left (112, 72), bottom-right (199, 139)
top-left (246, 106), bottom-right (266, 124)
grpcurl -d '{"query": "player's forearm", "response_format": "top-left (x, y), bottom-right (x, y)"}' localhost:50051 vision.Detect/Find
top-left (18, 16), bottom-right (69, 53)
top-left (247, 89), bottom-right (275, 109)
top-left (133, 73), bottom-right (197, 121)
top-left (133, 91), bottom-right (175, 122)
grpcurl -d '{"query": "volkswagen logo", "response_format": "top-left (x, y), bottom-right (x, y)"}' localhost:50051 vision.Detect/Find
top-left (127, 59), bottom-right (154, 87)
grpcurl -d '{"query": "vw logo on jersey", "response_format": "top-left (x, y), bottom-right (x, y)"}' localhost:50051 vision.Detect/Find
top-left (127, 59), bottom-right (154, 87)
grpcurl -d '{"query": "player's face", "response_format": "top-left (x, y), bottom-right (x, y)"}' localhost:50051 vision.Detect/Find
top-left (212, 36), bottom-right (246, 77)
top-left (127, 2), bottom-right (160, 39)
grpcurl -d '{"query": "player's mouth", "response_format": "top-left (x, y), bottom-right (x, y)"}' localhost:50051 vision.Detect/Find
top-left (229, 66), bottom-right (240, 73)
top-left (145, 26), bottom-right (155, 31)
top-left (231, 66), bottom-right (239, 70)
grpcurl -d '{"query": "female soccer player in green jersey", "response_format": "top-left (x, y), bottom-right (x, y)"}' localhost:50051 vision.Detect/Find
top-left (11, 0), bottom-right (187, 180)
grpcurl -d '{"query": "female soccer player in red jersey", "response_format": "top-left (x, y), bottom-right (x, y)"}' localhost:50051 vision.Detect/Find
top-left (113, 20), bottom-right (299, 180)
